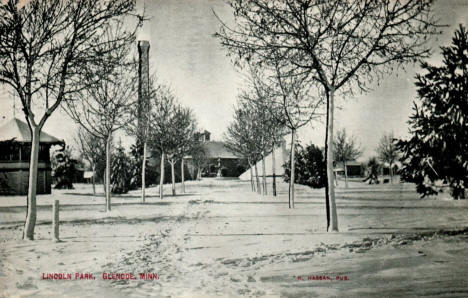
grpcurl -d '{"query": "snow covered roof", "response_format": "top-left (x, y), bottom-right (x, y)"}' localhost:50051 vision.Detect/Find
top-left (0, 118), bottom-right (63, 144)
top-left (203, 141), bottom-right (242, 159)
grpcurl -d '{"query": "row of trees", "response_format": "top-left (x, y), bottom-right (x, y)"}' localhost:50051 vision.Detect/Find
top-left (224, 98), bottom-right (286, 198)
top-left (216, 0), bottom-right (441, 231)
top-left (0, 0), bottom-right (203, 240)
top-left (138, 85), bottom-right (199, 201)
top-left (225, 81), bottom-right (401, 205)
top-left (0, 0), bottom-right (142, 240)
top-left (70, 74), bottom-right (203, 209)
top-left (228, 22), bottom-right (466, 215)
top-left (225, 62), bottom-right (323, 208)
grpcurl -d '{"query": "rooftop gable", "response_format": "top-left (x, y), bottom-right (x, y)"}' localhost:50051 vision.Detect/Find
top-left (0, 118), bottom-right (63, 144)
top-left (203, 141), bottom-right (242, 159)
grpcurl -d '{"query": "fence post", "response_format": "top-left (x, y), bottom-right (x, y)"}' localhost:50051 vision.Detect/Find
top-left (53, 200), bottom-right (59, 242)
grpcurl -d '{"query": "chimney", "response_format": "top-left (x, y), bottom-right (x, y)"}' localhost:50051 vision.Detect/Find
top-left (138, 40), bottom-right (150, 137)
top-left (204, 130), bottom-right (211, 142)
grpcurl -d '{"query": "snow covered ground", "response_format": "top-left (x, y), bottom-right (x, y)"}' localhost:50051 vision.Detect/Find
top-left (1, 178), bottom-right (467, 297)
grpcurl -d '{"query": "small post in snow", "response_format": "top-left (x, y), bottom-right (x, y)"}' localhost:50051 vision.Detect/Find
top-left (52, 200), bottom-right (60, 242)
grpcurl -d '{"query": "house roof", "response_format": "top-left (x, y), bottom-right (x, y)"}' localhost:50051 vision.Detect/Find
top-left (0, 118), bottom-right (63, 144)
top-left (203, 141), bottom-right (242, 159)
top-left (333, 160), bottom-right (362, 171)
top-left (335, 160), bottom-right (362, 167)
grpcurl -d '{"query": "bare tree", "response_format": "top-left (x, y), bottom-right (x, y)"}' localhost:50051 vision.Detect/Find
top-left (147, 85), bottom-right (176, 200)
top-left (179, 130), bottom-right (203, 193)
top-left (165, 105), bottom-right (197, 196)
top-left (224, 100), bottom-right (263, 194)
top-left (333, 128), bottom-right (362, 188)
top-left (377, 132), bottom-right (400, 183)
top-left (231, 97), bottom-right (264, 195)
top-left (189, 141), bottom-right (207, 181)
top-left (125, 75), bottom-right (159, 203)
top-left (74, 127), bottom-right (105, 196)
top-left (237, 85), bottom-right (285, 196)
top-left (0, 0), bottom-right (140, 239)
top-left (216, 0), bottom-right (441, 231)
top-left (252, 99), bottom-right (274, 196)
top-left (246, 62), bottom-right (323, 207)
top-left (65, 40), bottom-right (137, 212)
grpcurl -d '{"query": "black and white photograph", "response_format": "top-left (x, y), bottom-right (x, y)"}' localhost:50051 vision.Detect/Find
top-left (0, 0), bottom-right (467, 297)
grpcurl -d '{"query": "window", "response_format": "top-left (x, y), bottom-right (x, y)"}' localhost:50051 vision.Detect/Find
top-left (21, 144), bottom-right (31, 161)
top-left (39, 145), bottom-right (51, 162)
top-left (0, 142), bottom-right (20, 161)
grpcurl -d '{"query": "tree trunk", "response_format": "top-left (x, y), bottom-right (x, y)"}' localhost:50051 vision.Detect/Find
top-left (103, 173), bottom-right (106, 196)
top-left (272, 147), bottom-right (277, 196)
top-left (327, 89), bottom-right (338, 231)
top-left (324, 93), bottom-right (331, 231)
top-left (159, 153), bottom-right (165, 199)
top-left (254, 163), bottom-right (260, 194)
top-left (91, 164), bottom-right (96, 197)
top-left (197, 167), bottom-right (201, 180)
top-left (23, 125), bottom-right (40, 240)
top-left (105, 134), bottom-right (112, 212)
top-left (181, 158), bottom-right (185, 193)
top-left (141, 140), bottom-right (147, 203)
top-left (249, 162), bottom-right (255, 192)
top-left (289, 128), bottom-right (296, 209)
top-left (261, 154), bottom-right (267, 195)
top-left (171, 160), bottom-right (176, 196)
top-left (389, 162), bottom-right (393, 184)
top-left (344, 160), bottom-right (349, 188)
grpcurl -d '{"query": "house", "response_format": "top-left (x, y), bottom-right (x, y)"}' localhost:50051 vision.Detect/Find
top-left (334, 161), bottom-right (364, 177)
top-left (201, 141), bottom-right (247, 177)
top-left (184, 131), bottom-right (247, 178)
top-left (146, 130), bottom-right (246, 180)
top-left (0, 118), bottom-right (63, 195)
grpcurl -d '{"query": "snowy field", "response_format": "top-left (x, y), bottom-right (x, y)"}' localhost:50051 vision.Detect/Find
top-left (1, 178), bottom-right (468, 297)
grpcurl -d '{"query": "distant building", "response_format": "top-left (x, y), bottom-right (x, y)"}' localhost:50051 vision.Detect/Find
top-left (201, 141), bottom-right (247, 177)
top-left (334, 161), bottom-right (363, 177)
top-left (0, 118), bottom-right (63, 195)
top-left (185, 131), bottom-right (247, 178)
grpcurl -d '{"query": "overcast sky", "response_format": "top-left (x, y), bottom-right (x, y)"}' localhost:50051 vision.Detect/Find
top-left (0, 0), bottom-right (467, 160)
